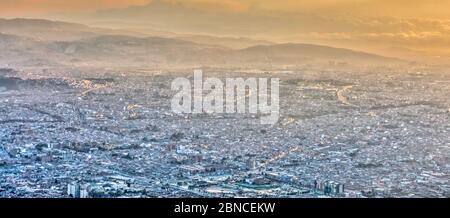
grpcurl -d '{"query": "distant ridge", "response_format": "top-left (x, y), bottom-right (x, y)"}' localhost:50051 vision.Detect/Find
top-left (240, 43), bottom-right (400, 62)
top-left (0, 18), bottom-right (404, 67)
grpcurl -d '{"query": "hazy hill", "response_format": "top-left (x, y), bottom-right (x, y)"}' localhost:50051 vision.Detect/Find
top-left (47, 35), bottom-right (228, 66)
top-left (175, 35), bottom-right (273, 49)
top-left (0, 19), bottom-right (403, 67)
top-left (0, 33), bottom-right (67, 67)
top-left (238, 43), bottom-right (399, 64)
top-left (0, 18), bottom-right (272, 49)
top-left (46, 36), bottom-right (402, 67)
top-left (0, 18), bottom-right (100, 41)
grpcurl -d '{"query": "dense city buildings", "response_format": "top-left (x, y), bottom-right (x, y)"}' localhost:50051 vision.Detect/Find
top-left (1, 65), bottom-right (449, 198)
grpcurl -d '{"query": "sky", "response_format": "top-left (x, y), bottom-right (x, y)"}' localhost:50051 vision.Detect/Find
top-left (2, 0), bottom-right (450, 19)
top-left (1, 0), bottom-right (450, 18)
top-left (0, 0), bottom-right (150, 16)
top-left (1, 0), bottom-right (450, 59)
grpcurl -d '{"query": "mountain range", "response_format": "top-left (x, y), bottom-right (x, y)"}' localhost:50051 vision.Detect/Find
top-left (0, 18), bottom-right (403, 68)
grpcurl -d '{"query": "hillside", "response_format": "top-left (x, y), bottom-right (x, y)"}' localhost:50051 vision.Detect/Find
top-left (0, 19), bottom-right (403, 68)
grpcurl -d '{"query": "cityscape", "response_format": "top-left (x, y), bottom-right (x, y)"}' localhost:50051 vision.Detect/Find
top-left (1, 65), bottom-right (448, 198)
top-left (0, 0), bottom-right (449, 199)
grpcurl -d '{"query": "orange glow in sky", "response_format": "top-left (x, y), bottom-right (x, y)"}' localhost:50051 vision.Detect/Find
top-left (0, 0), bottom-right (151, 16)
top-left (1, 0), bottom-right (450, 58)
